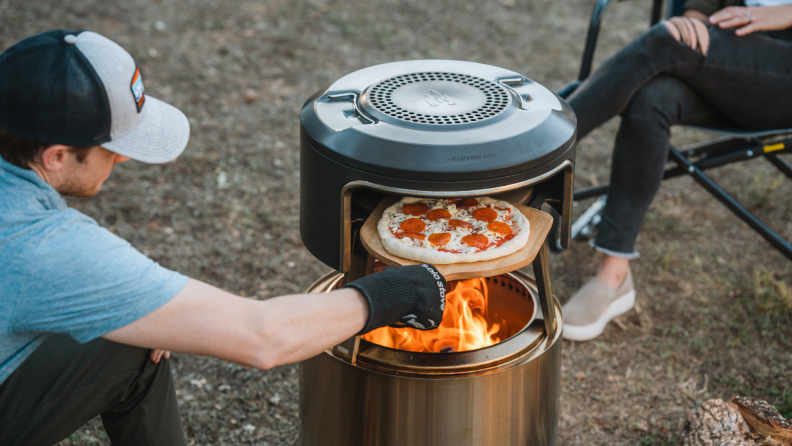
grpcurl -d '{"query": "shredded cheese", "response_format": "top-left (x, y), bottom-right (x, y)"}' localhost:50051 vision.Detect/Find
top-left (385, 198), bottom-right (519, 253)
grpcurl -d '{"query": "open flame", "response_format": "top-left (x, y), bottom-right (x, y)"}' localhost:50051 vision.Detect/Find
top-left (362, 278), bottom-right (502, 353)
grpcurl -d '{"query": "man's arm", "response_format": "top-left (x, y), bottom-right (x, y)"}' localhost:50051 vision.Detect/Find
top-left (103, 278), bottom-right (368, 370)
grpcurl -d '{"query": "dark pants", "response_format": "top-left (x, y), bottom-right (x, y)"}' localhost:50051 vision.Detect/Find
top-left (0, 334), bottom-right (187, 446)
top-left (568, 23), bottom-right (792, 257)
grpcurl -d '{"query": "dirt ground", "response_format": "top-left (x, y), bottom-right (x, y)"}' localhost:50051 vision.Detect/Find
top-left (2, 0), bottom-right (790, 444)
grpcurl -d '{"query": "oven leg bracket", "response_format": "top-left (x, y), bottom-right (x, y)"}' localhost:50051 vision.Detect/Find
top-left (532, 242), bottom-right (558, 340)
top-left (334, 224), bottom-right (374, 365)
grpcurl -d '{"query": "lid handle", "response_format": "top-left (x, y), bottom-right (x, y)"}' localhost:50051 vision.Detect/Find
top-left (499, 77), bottom-right (534, 110)
top-left (328, 92), bottom-right (376, 125)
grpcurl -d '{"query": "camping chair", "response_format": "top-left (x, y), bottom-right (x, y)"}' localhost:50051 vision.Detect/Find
top-left (550, 0), bottom-right (792, 260)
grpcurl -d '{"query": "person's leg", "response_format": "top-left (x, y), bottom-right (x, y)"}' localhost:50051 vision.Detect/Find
top-left (563, 17), bottom-right (792, 342)
top-left (569, 17), bottom-right (792, 139)
top-left (569, 19), bottom-right (706, 138)
top-left (596, 255), bottom-right (630, 290)
top-left (563, 76), bottom-right (732, 341)
top-left (675, 25), bottom-right (792, 130)
top-left (0, 334), bottom-right (187, 446)
top-left (593, 76), bottom-right (733, 284)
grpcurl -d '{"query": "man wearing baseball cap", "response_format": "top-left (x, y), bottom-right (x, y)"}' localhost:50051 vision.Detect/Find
top-left (0, 30), bottom-right (447, 445)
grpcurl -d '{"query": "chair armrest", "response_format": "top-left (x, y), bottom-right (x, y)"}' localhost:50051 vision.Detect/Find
top-left (556, 80), bottom-right (582, 99)
top-left (579, 0), bottom-right (614, 81)
top-left (651, 0), bottom-right (665, 25)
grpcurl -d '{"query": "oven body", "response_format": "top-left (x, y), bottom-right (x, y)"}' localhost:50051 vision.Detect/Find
top-left (299, 60), bottom-right (576, 273)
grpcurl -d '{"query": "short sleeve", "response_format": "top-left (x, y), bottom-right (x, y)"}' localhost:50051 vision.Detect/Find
top-left (11, 209), bottom-right (189, 342)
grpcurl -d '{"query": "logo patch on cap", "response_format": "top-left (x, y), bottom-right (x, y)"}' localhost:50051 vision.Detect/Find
top-left (130, 68), bottom-right (145, 113)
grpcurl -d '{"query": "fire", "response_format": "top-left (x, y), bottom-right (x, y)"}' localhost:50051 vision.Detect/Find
top-left (362, 278), bottom-right (502, 353)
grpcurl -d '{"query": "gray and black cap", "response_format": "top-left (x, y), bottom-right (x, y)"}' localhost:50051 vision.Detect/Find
top-left (0, 30), bottom-right (189, 163)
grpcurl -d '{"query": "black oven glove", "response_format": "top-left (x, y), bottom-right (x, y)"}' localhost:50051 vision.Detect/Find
top-left (343, 263), bottom-right (447, 335)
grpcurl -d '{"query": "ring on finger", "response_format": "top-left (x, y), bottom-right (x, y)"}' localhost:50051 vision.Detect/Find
top-left (744, 12), bottom-right (753, 23)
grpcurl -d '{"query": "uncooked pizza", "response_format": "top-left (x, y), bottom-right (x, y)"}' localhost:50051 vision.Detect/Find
top-left (377, 197), bottom-right (530, 264)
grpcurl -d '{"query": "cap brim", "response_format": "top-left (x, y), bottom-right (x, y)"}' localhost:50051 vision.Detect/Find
top-left (102, 96), bottom-right (190, 164)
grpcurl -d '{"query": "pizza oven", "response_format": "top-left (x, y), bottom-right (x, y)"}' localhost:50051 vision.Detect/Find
top-left (298, 60), bottom-right (576, 446)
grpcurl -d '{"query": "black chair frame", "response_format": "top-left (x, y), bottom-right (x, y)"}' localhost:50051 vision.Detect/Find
top-left (553, 0), bottom-right (792, 260)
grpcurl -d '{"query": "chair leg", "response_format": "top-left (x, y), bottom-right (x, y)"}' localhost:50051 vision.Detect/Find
top-left (574, 141), bottom-right (783, 201)
top-left (570, 194), bottom-right (607, 242)
top-left (667, 147), bottom-right (792, 261)
top-left (572, 143), bottom-right (792, 261)
top-left (765, 153), bottom-right (792, 179)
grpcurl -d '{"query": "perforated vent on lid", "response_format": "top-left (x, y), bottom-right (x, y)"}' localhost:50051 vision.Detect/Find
top-left (365, 72), bottom-right (512, 125)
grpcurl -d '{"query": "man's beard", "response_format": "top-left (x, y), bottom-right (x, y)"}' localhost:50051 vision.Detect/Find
top-left (56, 177), bottom-right (102, 198)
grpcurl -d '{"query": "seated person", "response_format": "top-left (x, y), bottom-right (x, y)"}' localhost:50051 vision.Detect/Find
top-left (562, 0), bottom-right (792, 341)
top-left (0, 30), bottom-right (446, 445)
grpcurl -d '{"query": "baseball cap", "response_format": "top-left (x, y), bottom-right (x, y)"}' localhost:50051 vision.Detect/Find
top-left (0, 30), bottom-right (189, 163)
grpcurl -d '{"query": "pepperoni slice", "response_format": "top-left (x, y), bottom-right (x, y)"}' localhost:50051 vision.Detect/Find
top-left (428, 232), bottom-right (451, 246)
top-left (487, 221), bottom-right (513, 235)
top-left (403, 232), bottom-right (426, 241)
top-left (402, 202), bottom-right (429, 216)
top-left (458, 198), bottom-right (479, 208)
top-left (426, 209), bottom-right (452, 221)
top-left (472, 207), bottom-right (498, 222)
top-left (448, 219), bottom-right (474, 229)
top-left (399, 218), bottom-right (426, 233)
top-left (462, 234), bottom-right (488, 249)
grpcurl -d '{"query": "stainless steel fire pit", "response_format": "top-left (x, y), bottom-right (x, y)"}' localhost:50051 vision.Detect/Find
top-left (300, 271), bottom-right (562, 446)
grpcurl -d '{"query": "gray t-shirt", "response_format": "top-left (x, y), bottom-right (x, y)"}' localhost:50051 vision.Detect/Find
top-left (0, 156), bottom-right (188, 384)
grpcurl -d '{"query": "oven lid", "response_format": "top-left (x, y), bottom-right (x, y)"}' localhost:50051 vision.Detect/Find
top-left (302, 60), bottom-right (577, 182)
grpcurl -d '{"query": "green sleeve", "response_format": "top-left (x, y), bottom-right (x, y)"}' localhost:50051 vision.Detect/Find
top-left (683, 0), bottom-right (743, 16)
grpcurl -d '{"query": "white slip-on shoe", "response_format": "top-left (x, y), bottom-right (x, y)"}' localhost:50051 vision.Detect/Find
top-left (562, 270), bottom-right (636, 341)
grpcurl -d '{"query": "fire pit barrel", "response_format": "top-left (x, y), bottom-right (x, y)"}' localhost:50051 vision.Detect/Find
top-left (300, 271), bottom-right (562, 446)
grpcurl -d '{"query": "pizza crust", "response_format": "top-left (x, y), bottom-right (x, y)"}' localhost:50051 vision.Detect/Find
top-left (377, 197), bottom-right (530, 264)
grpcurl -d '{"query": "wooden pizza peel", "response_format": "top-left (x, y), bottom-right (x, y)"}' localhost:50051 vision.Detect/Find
top-left (360, 196), bottom-right (554, 281)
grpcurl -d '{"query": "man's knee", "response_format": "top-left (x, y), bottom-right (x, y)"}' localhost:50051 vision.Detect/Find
top-left (662, 16), bottom-right (711, 56)
top-left (92, 338), bottom-right (155, 370)
top-left (78, 338), bottom-right (169, 392)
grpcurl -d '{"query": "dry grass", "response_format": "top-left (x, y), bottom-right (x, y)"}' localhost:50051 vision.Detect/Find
top-left (1, 0), bottom-right (791, 444)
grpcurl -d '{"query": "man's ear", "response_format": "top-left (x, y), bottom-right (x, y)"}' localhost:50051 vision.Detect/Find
top-left (39, 145), bottom-right (72, 172)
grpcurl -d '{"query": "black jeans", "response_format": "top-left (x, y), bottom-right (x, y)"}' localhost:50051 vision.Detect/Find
top-left (568, 22), bottom-right (792, 258)
top-left (0, 335), bottom-right (187, 446)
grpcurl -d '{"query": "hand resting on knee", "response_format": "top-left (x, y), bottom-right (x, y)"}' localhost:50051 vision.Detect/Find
top-left (708, 4), bottom-right (792, 36)
top-left (664, 3), bottom-right (792, 56)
